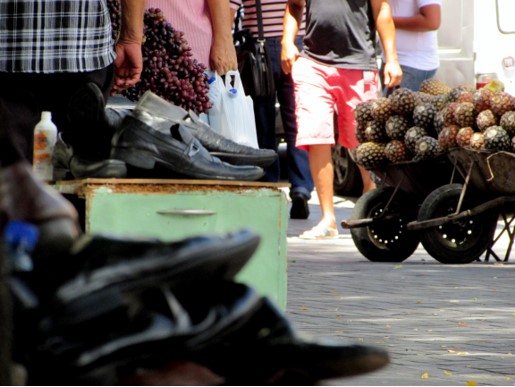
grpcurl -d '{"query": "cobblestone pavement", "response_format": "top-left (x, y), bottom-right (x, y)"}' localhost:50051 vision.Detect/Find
top-left (284, 192), bottom-right (515, 386)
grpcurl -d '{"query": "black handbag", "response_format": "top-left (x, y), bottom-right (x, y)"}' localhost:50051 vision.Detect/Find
top-left (234, 0), bottom-right (275, 99)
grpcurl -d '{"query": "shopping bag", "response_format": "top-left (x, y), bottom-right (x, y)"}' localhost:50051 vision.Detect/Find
top-left (206, 71), bottom-right (259, 149)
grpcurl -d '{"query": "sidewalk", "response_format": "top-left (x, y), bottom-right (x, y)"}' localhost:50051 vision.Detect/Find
top-left (284, 191), bottom-right (515, 386)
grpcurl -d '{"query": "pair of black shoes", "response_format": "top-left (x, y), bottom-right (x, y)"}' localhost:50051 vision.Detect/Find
top-left (11, 227), bottom-right (389, 385)
top-left (64, 84), bottom-right (277, 181)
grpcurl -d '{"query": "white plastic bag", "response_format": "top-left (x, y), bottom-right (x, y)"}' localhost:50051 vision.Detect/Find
top-left (206, 71), bottom-right (259, 149)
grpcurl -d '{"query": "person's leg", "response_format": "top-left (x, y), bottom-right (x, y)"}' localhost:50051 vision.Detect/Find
top-left (292, 58), bottom-right (338, 238)
top-left (334, 69), bottom-right (380, 194)
top-left (268, 37), bottom-right (313, 218)
top-left (308, 143), bottom-right (337, 231)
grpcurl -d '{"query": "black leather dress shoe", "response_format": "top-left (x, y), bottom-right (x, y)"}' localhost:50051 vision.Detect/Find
top-left (189, 295), bottom-right (389, 384)
top-left (135, 91), bottom-right (278, 167)
top-left (53, 228), bottom-right (260, 307)
top-left (53, 133), bottom-right (127, 180)
top-left (31, 282), bottom-right (263, 385)
top-left (111, 113), bottom-right (265, 181)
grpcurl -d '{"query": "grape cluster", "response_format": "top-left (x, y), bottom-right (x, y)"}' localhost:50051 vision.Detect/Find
top-left (107, 3), bottom-right (213, 114)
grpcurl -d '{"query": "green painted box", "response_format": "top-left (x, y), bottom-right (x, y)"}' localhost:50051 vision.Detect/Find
top-left (54, 179), bottom-right (289, 308)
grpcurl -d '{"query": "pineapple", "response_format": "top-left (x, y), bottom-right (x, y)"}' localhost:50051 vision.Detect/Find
top-left (456, 127), bottom-right (475, 148)
top-left (490, 91), bottom-right (515, 117)
top-left (384, 140), bottom-right (410, 163)
top-left (499, 111), bottom-right (515, 137)
top-left (469, 132), bottom-right (485, 151)
top-left (364, 120), bottom-right (389, 143)
top-left (483, 125), bottom-right (511, 151)
top-left (476, 109), bottom-right (497, 131)
top-left (472, 88), bottom-right (493, 112)
top-left (389, 88), bottom-right (417, 116)
top-left (413, 136), bottom-right (441, 161)
top-left (447, 85), bottom-right (475, 102)
top-left (431, 94), bottom-right (449, 111)
top-left (433, 110), bottom-right (446, 134)
top-left (355, 142), bottom-right (387, 169)
top-left (385, 115), bottom-right (411, 140)
top-left (442, 102), bottom-right (459, 126)
top-left (453, 102), bottom-right (477, 129)
top-left (419, 79), bottom-right (451, 95)
top-left (355, 122), bottom-right (368, 143)
top-left (355, 100), bottom-right (374, 125)
top-left (370, 97), bottom-right (393, 123)
top-left (404, 126), bottom-right (428, 153)
top-left (438, 125), bottom-right (459, 150)
top-left (413, 103), bottom-right (436, 129)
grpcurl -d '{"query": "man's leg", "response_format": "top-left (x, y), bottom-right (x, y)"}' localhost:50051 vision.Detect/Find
top-left (308, 144), bottom-right (337, 232)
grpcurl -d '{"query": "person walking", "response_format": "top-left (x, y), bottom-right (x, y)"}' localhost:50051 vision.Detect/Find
top-left (230, 0), bottom-right (314, 219)
top-left (281, 0), bottom-right (402, 239)
top-left (386, 0), bottom-right (441, 91)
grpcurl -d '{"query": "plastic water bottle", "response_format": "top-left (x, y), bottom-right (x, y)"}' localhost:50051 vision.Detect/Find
top-left (33, 111), bottom-right (57, 182)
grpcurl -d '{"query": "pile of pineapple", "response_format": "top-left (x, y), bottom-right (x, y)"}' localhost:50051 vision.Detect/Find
top-left (354, 79), bottom-right (515, 170)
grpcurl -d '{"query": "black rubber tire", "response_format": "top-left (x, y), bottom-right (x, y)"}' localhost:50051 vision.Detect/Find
top-left (350, 187), bottom-right (420, 262)
top-left (333, 145), bottom-right (363, 197)
top-left (418, 184), bottom-right (498, 264)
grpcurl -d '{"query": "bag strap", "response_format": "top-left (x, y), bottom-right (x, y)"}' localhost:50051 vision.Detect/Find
top-left (255, 0), bottom-right (265, 42)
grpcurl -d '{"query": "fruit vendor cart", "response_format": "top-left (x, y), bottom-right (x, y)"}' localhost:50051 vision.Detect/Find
top-left (407, 148), bottom-right (515, 264)
top-left (343, 148), bottom-right (515, 264)
top-left (341, 155), bottom-right (461, 262)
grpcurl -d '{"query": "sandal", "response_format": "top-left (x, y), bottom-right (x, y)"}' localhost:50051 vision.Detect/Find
top-left (299, 226), bottom-right (339, 240)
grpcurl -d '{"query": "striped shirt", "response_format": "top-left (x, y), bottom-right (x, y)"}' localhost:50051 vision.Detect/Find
top-left (0, 0), bottom-right (116, 73)
top-left (230, 0), bottom-right (305, 39)
top-left (146, 1), bottom-right (240, 69)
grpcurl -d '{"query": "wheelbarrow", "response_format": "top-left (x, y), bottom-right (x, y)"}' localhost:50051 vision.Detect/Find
top-left (407, 148), bottom-right (515, 264)
top-left (341, 154), bottom-right (461, 262)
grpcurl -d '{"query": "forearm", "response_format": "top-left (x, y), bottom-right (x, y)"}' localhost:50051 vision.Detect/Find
top-left (119, 0), bottom-right (145, 43)
top-left (393, 4), bottom-right (441, 32)
top-left (282, 0), bottom-right (304, 45)
top-left (208, 0), bottom-right (234, 47)
top-left (372, 0), bottom-right (398, 64)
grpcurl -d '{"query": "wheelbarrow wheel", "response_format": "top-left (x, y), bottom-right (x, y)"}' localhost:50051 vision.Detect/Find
top-left (350, 187), bottom-right (420, 262)
top-left (418, 184), bottom-right (498, 264)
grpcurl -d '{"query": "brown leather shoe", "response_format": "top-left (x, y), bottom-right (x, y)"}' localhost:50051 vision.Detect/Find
top-left (0, 162), bottom-right (82, 260)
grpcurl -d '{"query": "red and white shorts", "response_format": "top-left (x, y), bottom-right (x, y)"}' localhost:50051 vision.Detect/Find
top-left (292, 56), bottom-right (379, 151)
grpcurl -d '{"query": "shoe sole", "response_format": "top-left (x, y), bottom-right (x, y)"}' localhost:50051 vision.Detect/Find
top-left (210, 152), bottom-right (277, 168)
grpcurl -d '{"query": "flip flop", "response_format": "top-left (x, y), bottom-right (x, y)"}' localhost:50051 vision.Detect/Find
top-left (299, 226), bottom-right (339, 240)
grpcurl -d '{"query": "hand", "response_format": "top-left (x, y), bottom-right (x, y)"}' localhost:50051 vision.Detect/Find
top-left (111, 40), bottom-right (143, 95)
top-left (210, 38), bottom-right (238, 76)
top-left (281, 41), bottom-right (299, 75)
top-left (382, 61), bottom-right (403, 89)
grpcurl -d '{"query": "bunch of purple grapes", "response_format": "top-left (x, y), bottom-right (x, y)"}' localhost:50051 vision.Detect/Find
top-left (107, 3), bottom-right (213, 114)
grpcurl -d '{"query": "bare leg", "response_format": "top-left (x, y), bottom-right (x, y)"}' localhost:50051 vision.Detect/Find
top-left (359, 165), bottom-right (376, 194)
top-left (300, 144), bottom-right (338, 238)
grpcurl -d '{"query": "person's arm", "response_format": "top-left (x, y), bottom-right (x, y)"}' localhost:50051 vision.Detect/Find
top-left (281, 0), bottom-right (304, 74)
top-left (392, 3), bottom-right (441, 31)
top-left (111, 0), bottom-right (145, 94)
top-left (371, 0), bottom-right (402, 88)
top-left (208, 0), bottom-right (238, 75)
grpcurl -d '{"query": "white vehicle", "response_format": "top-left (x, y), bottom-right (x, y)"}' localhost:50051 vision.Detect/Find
top-left (437, 0), bottom-right (515, 93)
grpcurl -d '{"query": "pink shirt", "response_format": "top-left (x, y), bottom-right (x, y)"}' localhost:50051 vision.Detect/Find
top-left (146, 0), bottom-right (237, 69)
